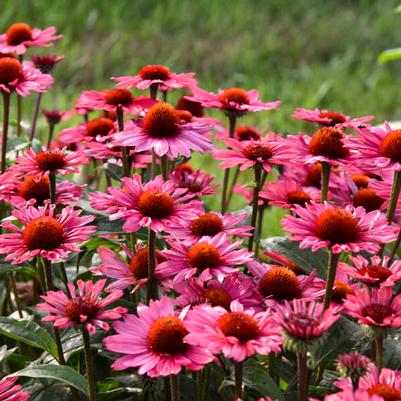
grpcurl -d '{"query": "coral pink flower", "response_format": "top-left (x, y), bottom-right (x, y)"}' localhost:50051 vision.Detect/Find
top-left (30, 54), bottom-right (64, 73)
top-left (358, 367), bottom-right (401, 400)
top-left (0, 376), bottom-right (29, 401)
top-left (11, 147), bottom-right (87, 180)
top-left (38, 279), bottom-right (127, 334)
top-left (214, 133), bottom-right (292, 173)
top-left (0, 57), bottom-right (53, 95)
top-left (339, 255), bottom-right (401, 287)
top-left (318, 388), bottom-right (381, 401)
top-left (111, 103), bottom-right (213, 158)
top-left (345, 122), bottom-right (401, 172)
top-left (157, 233), bottom-right (253, 284)
top-left (0, 23), bottom-right (62, 55)
top-left (168, 168), bottom-right (218, 197)
top-left (186, 87), bottom-right (280, 116)
top-left (0, 205), bottom-right (95, 264)
top-left (282, 202), bottom-right (398, 254)
top-left (292, 108), bottom-right (374, 128)
top-left (337, 352), bottom-right (373, 380)
top-left (185, 300), bottom-right (282, 362)
top-left (89, 174), bottom-right (202, 233)
top-left (104, 296), bottom-right (213, 377)
top-left (113, 64), bottom-right (197, 91)
top-left (167, 211), bottom-right (252, 243)
top-left (42, 109), bottom-right (65, 125)
top-left (90, 245), bottom-right (163, 293)
top-left (174, 274), bottom-right (262, 310)
top-left (343, 287), bottom-right (401, 327)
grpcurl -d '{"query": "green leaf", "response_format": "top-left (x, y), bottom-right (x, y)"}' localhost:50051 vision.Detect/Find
top-left (383, 338), bottom-right (401, 369)
top-left (102, 162), bottom-right (123, 180)
top-left (9, 364), bottom-right (88, 396)
top-left (0, 318), bottom-right (58, 358)
top-left (0, 345), bottom-right (17, 363)
top-left (378, 48), bottom-right (401, 64)
top-left (94, 216), bottom-right (124, 234)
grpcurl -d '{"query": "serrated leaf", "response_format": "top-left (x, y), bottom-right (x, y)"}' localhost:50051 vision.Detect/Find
top-left (378, 48), bottom-right (401, 64)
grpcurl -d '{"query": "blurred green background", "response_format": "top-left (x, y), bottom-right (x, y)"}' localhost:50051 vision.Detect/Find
top-left (1, 0), bottom-right (401, 235)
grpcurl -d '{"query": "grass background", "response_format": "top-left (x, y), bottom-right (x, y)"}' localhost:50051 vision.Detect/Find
top-left (1, 0), bottom-right (401, 235)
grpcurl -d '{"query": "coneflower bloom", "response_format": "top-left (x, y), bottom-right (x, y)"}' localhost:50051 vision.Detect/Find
top-left (157, 233), bottom-right (253, 284)
top-left (292, 108), bottom-right (374, 128)
top-left (247, 260), bottom-right (323, 303)
top-left (275, 299), bottom-right (340, 352)
top-left (337, 352), bottom-right (373, 382)
top-left (0, 205), bottom-right (95, 264)
top-left (0, 376), bottom-right (29, 401)
top-left (339, 255), bottom-right (401, 288)
top-left (176, 94), bottom-right (205, 117)
top-left (11, 147), bottom-right (88, 180)
top-left (358, 367), bottom-right (401, 401)
top-left (111, 103), bottom-right (213, 158)
top-left (282, 202), bottom-right (398, 254)
top-left (167, 211), bottom-right (252, 243)
top-left (104, 296), bottom-right (213, 377)
top-left (174, 274), bottom-right (262, 310)
top-left (317, 388), bottom-right (381, 401)
top-left (343, 287), bottom-right (401, 328)
top-left (213, 133), bottom-right (292, 173)
top-left (30, 54), bottom-right (63, 73)
top-left (186, 87), bottom-right (280, 117)
top-left (0, 57), bottom-right (53, 95)
top-left (113, 64), bottom-right (197, 91)
top-left (185, 300), bottom-right (282, 362)
top-left (89, 174), bottom-right (202, 233)
top-left (168, 169), bottom-right (218, 197)
top-left (90, 245), bottom-right (164, 292)
top-left (216, 125), bottom-right (262, 141)
top-left (0, 23), bottom-right (62, 55)
top-left (42, 109), bottom-right (65, 125)
top-left (38, 279), bottom-right (127, 334)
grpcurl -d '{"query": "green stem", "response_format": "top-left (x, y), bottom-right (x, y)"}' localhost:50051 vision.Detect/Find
top-left (170, 374), bottom-right (179, 401)
top-left (1, 92), bottom-right (10, 173)
top-left (46, 122), bottom-right (55, 148)
top-left (59, 262), bottom-right (72, 298)
top-left (16, 93), bottom-right (22, 137)
top-left (9, 273), bottom-right (23, 318)
top-left (321, 162), bottom-right (331, 202)
top-left (116, 106), bottom-right (130, 177)
top-left (234, 362), bottom-right (243, 399)
top-left (82, 327), bottom-right (96, 401)
top-left (248, 165), bottom-right (262, 251)
top-left (146, 228), bottom-right (157, 302)
top-left (150, 84), bottom-right (158, 100)
top-left (200, 365), bottom-right (210, 401)
top-left (255, 205), bottom-right (265, 256)
top-left (297, 352), bottom-right (308, 401)
top-left (323, 249), bottom-right (340, 310)
top-left (386, 170), bottom-right (401, 223)
top-left (151, 150), bottom-right (157, 178)
top-left (375, 328), bottom-right (384, 373)
top-left (225, 166), bottom-right (240, 210)
top-left (29, 92), bottom-right (43, 146)
top-left (49, 171), bottom-right (56, 204)
top-left (160, 155), bottom-right (168, 180)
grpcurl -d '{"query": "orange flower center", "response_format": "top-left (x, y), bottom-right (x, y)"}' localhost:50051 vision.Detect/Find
top-left (351, 174), bottom-right (369, 188)
top-left (286, 190), bottom-right (312, 206)
top-left (379, 130), bottom-right (401, 162)
top-left (315, 209), bottom-right (360, 244)
top-left (65, 296), bottom-right (100, 324)
top-left (243, 143), bottom-right (273, 161)
top-left (187, 243), bottom-right (221, 270)
top-left (0, 57), bottom-right (24, 85)
top-left (362, 304), bottom-right (393, 324)
top-left (331, 280), bottom-right (354, 304)
top-left (86, 117), bottom-right (114, 137)
top-left (318, 111), bottom-right (346, 126)
top-left (139, 65), bottom-right (171, 80)
top-left (203, 288), bottom-right (232, 310)
top-left (309, 127), bottom-right (349, 159)
top-left (19, 176), bottom-right (50, 203)
top-left (35, 151), bottom-right (66, 171)
top-left (104, 89), bottom-right (133, 106)
top-left (137, 189), bottom-right (174, 219)
top-left (368, 383), bottom-right (401, 401)
top-left (176, 96), bottom-right (204, 117)
top-left (129, 247), bottom-right (164, 280)
top-left (143, 103), bottom-right (180, 138)
top-left (176, 109), bottom-right (193, 123)
top-left (23, 216), bottom-right (64, 250)
top-left (217, 312), bottom-right (259, 342)
top-left (359, 265), bottom-right (392, 284)
top-left (352, 188), bottom-right (385, 212)
top-left (218, 88), bottom-right (249, 105)
top-left (189, 213), bottom-right (224, 237)
top-left (148, 316), bottom-right (188, 355)
top-left (259, 267), bottom-right (302, 300)
top-left (303, 163), bottom-right (322, 188)
top-left (235, 126), bottom-right (261, 141)
top-left (6, 23), bottom-right (32, 46)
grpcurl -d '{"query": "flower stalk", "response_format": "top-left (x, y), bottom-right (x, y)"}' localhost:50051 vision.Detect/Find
top-left (320, 161), bottom-right (331, 202)
top-left (297, 351), bottom-right (308, 401)
top-left (82, 326), bottom-right (97, 401)
top-left (248, 164), bottom-right (262, 251)
top-left (323, 249), bottom-right (340, 310)
top-left (234, 362), bottom-right (243, 399)
top-left (1, 92), bottom-right (10, 173)
top-left (146, 228), bottom-right (157, 302)
top-left (29, 92), bottom-right (43, 146)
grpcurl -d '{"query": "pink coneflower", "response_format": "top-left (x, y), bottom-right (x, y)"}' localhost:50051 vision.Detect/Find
top-left (168, 168), bottom-right (218, 197)
top-left (213, 133), bottom-right (292, 173)
top-left (282, 202), bottom-right (398, 254)
top-left (104, 296), bottom-right (213, 377)
top-left (339, 255), bottom-right (401, 288)
top-left (337, 352), bottom-right (373, 381)
top-left (113, 64), bottom-right (197, 92)
top-left (111, 103), bottom-right (213, 158)
top-left (174, 274), bottom-right (262, 310)
top-left (75, 89), bottom-right (155, 115)
top-left (186, 87), bottom-right (280, 117)
top-left (30, 54), bottom-right (63, 73)
top-left (168, 211), bottom-right (252, 243)
top-left (185, 301), bottom-right (282, 362)
top-left (42, 109), bottom-right (65, 125)
top-left (89, 174), bottom-right (202, 233)
top-left (358, 367), bottom-right (401, 401)
top-left (216, 125), bottom-right (262, 141)
top-left (292, 107), bottom-right (374, 128)
top-left (38, 279), bottom-right (127, 334)
top-left (11, 147), bottom-right (88, 180)
top-left (0, 205), bottom-right (95, 264)
top-left (0, 23), bottom-right (62, 55)
top-left (90, 245), bottom-right (164, 292)
top-left (318, 388), bottom-right (381, 401)
top-left (157, 233), bottom-right (253, 284)
top-left (275, 299), bottom-right (340, 352)
top-left (0, 376), bottom-right (29, 401)
top-left (176, 94), bottom-right (205, 117)
top-left (0, 57), bottom-right (53, 95)
top-left (343, 287), bottom-right (401, 327)
top-left (247, 260), bottom-right (323, 303)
